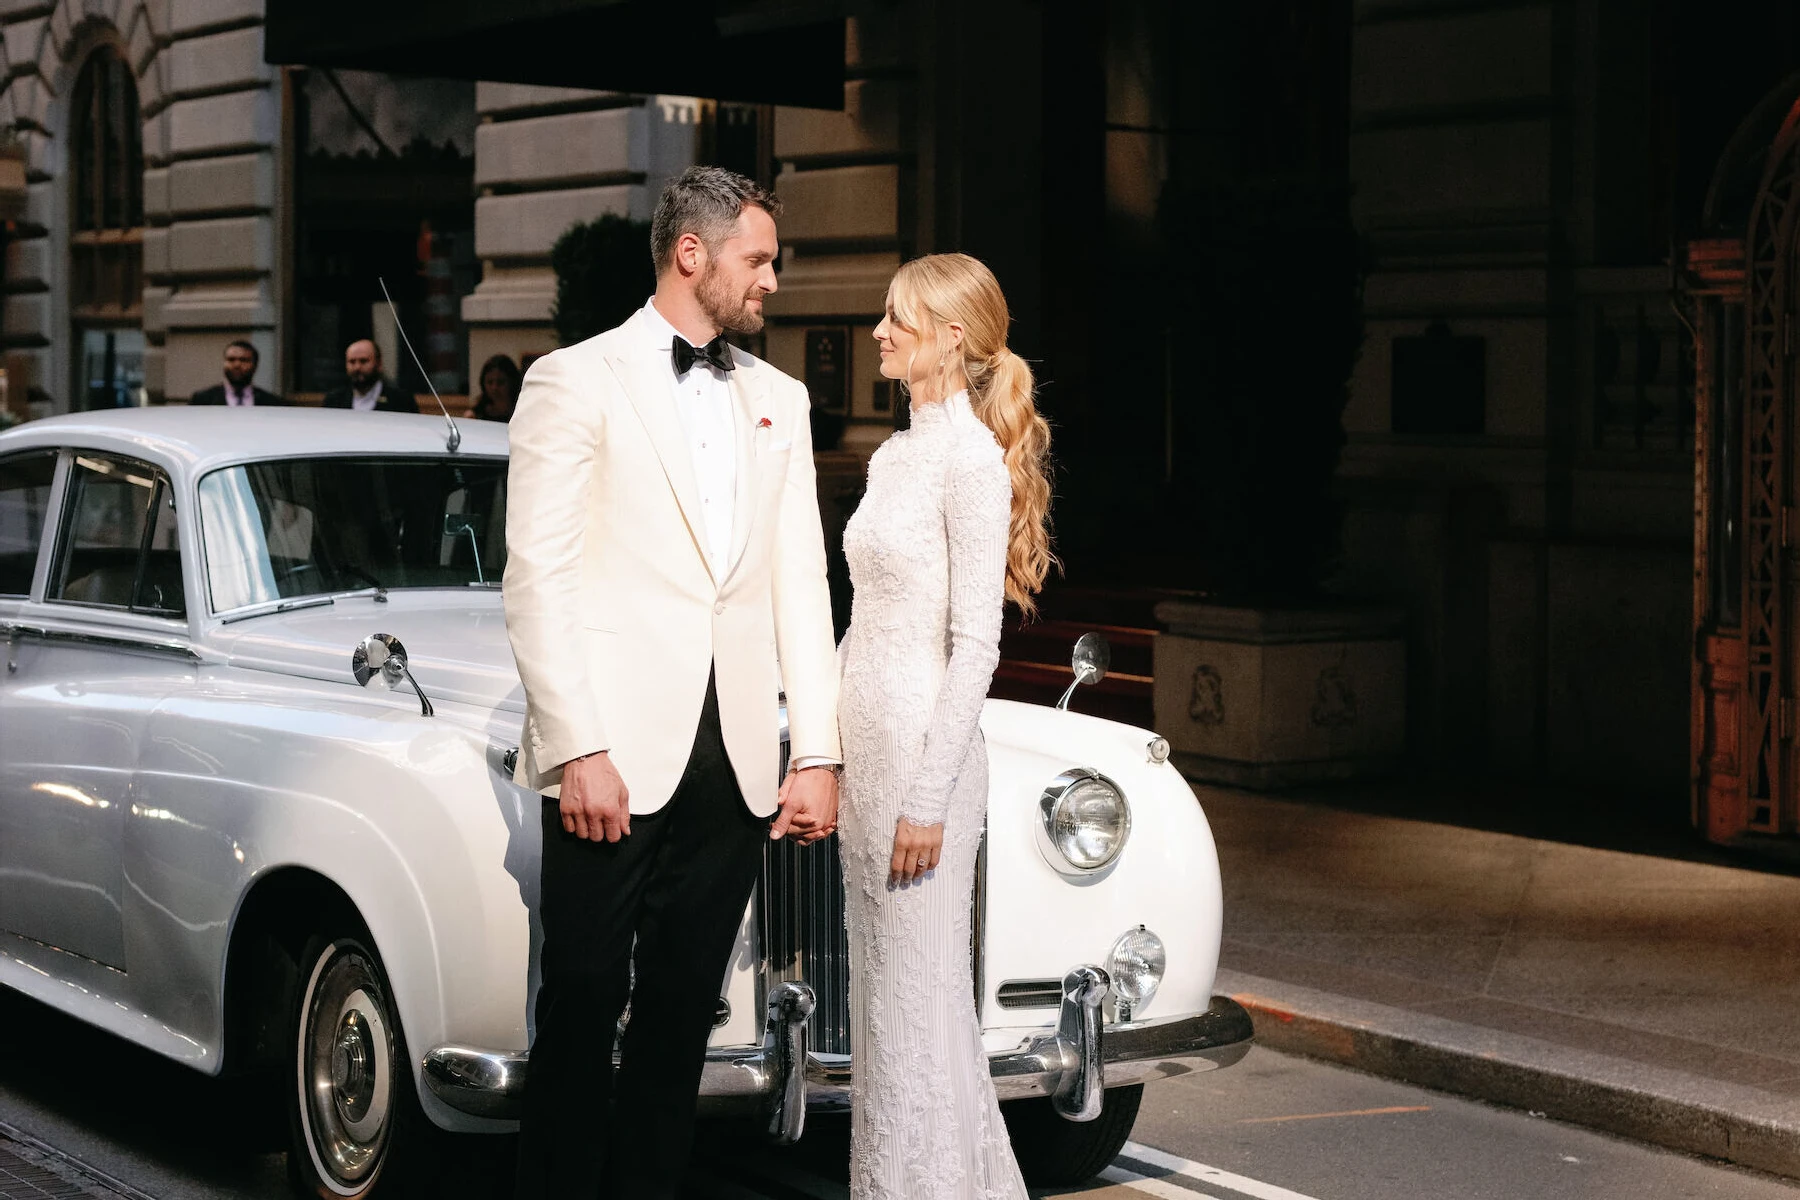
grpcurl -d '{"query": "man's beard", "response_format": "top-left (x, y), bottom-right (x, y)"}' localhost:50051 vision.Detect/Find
top-left (224, 371), bottom-right (253, 389)
top-left (697, 263), bottom-right (765, 335)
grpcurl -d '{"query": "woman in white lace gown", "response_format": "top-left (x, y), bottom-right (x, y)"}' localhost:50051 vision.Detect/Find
top-left (834, 253), bottom-right (1053, 1198)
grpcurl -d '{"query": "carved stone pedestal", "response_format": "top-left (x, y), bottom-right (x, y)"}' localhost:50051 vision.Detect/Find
top-left (1152, 601), bottom-right (1406, 789)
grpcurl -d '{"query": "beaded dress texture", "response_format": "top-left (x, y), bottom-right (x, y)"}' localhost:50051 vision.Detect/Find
top-left (836, 390), bottom-right (1029, 1199)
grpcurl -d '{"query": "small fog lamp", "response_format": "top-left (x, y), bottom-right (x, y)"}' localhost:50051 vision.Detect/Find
top-left (1106, 926), bottom-right (1166, 1021)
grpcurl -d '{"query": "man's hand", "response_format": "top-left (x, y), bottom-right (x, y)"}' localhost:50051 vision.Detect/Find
top-left (771, 766), bottom-right (838, 844)
top-left (560, 752), bottom-right (630, 843)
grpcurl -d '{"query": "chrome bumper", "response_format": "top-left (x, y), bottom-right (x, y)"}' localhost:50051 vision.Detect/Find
top-left (422, 968), bottom-right (1254, 1141)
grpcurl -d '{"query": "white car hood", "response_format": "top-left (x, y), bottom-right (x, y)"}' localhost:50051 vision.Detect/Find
top-left (207, 592), bottom-right (527, 715)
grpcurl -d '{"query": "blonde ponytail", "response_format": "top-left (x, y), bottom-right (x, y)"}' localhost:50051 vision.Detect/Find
top-left (889, 254), bottom-right (1056, 619)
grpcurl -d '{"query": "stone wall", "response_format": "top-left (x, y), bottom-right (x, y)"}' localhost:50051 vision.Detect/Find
top-left (1341, 0), bottom-right (1692, 797)
top-left (461, 86), bottom-right (696, 376)
top-left (0, 0), bottom-right (282, 408)
top-left (763, 11), bottom-right (913, 454)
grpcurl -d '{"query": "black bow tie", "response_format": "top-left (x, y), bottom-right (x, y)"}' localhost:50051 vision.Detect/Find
top-left (672, 335), bottom-right (735, 376)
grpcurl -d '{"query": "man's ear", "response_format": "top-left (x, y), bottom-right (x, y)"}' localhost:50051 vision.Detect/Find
top-left (676, 231), bottom-right (707, 277)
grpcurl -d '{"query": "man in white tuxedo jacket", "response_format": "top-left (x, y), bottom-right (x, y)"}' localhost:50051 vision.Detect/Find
top-left (504, 167), bottom-right (841, 1199)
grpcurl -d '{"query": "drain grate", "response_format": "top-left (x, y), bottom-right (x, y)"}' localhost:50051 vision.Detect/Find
top-left (0, 1134), bottom-right (135, 1200)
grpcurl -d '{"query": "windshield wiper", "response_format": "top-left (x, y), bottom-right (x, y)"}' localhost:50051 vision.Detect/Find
top-left (216, 586), bottom-right (388, 625)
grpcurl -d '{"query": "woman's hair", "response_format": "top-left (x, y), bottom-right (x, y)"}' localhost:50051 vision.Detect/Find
top-left (476, 354), bottom-right (523, 418)
top-left (888, 252), bottom-right (1055, 617)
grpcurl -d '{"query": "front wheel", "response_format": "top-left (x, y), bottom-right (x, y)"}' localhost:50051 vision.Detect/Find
top-left (286, 934), bottom-right (423, 1198)
top-left (1002, 1084), bottom-right (1144, 1186)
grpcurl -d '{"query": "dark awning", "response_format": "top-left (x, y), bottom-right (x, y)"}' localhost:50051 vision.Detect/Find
top-left (265, 0), bottom-right (846, 110)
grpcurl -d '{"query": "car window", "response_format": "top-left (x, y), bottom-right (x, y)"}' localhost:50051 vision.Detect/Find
top-left (0, 450), bottom-right (56, 597)
top-left (199, 456), bottom-right (508, 612)
top-left (50, 453), bottom-right (185, 617)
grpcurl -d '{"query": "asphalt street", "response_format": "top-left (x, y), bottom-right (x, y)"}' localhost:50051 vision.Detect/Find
top-left (0, 985), bottom-right (1794, 1200)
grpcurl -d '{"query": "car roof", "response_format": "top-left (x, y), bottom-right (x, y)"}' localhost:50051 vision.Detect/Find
top-left (0, 407), bottom-right (510, 477)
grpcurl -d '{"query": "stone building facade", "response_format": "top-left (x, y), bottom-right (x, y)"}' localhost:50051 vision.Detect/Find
top-left (0, 0), bottom-right (1771, 816)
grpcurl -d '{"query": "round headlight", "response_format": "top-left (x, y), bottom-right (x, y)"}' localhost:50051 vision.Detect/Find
top-left (1036, 769), bottom-right (1131, 872)
top-left (1107, 926), bottom-right (1167, 1018)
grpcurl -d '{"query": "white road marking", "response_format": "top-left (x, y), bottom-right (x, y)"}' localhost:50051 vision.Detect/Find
top-left (1121, 1142), bottom-right (1327, 1200)
top-left (1099, 1164), bottom-right (1226, 1198)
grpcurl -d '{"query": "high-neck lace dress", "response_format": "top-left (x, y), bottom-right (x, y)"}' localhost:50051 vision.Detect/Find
top-left (836, 390), bottom-right (1029, 1199)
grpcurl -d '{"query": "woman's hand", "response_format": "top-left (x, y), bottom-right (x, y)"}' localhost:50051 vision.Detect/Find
top-left (890, 818), bottom-right (944, 885)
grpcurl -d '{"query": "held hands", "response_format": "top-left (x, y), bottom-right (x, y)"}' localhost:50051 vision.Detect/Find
top-left (890, 818), bottom-right (944, 885)
top-left (560, 752), bottom-right (630, 843)
top-left (772, 765), bottom-right (839, 844)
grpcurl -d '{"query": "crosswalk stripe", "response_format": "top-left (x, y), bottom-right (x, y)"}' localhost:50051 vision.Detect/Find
top-left (686, 1139), bottom-right (1318, 1200)
top-left (1098, 1164), bottom-right (1225, 1198)
top-left (1120, 1143), bottom-right (1325, 1200)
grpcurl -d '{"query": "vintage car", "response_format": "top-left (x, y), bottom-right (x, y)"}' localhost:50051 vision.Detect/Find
top-left (0, 407), bottom-right (1250, 1196)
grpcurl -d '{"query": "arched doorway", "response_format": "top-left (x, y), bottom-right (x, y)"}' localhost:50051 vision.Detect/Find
top-left (67, 44), bottom-right (144, 410)
top-left (1689, 84), bottom-right (1800, 842)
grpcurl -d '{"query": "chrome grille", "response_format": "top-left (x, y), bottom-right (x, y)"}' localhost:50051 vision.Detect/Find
top-left (755, 829), bottom-right (989, 1056)
top-left (757, 832), bottom-right (852, 1055)
top-left (996, 979), bottom-right (1061, 1009)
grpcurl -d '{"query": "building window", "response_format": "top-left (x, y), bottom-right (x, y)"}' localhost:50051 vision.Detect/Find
top-left (68, 46), bottom-right (145, 409)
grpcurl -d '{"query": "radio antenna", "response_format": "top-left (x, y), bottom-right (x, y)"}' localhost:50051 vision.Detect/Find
top-left (379, 277), bottom-right (461, 454)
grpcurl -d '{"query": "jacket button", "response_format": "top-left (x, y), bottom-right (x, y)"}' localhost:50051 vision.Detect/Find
top-left (714, 602), bottom-right (726, 615)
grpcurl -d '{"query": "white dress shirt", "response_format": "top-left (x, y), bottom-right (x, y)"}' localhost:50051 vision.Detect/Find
top-left (637, 300), bottom-right (838, 775)
top-left (639, 299), bottom-right (738, 579)
top-left (351, 381), bottom-right (384, 411)
top-left (226, 380), bottom-right (254, 406)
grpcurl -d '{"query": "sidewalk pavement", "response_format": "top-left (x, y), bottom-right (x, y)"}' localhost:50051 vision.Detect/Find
top-left (1201, 788), bottom-right (1800, 1180)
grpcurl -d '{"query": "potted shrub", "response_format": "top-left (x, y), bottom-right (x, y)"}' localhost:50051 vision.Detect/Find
top-left (550, 214), bottom-right (656, 347)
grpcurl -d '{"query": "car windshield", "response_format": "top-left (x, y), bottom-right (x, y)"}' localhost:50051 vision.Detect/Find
top-left (198, 455), bottom-right (508, 613)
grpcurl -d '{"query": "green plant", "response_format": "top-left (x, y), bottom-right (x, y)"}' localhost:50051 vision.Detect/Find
top-left (1156, 179), bottom-right (1366, 603)
top-left (549, 214), bottom-right (656, 347)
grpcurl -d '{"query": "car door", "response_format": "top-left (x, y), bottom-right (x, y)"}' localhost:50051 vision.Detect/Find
top-left (0, 450), bottom-right (194, 969)
top-left (0, 447), bottom-right (61, 944)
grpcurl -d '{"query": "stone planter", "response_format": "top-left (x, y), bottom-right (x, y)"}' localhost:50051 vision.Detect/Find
top-left (1152, 601), bottom-right (1406, 789)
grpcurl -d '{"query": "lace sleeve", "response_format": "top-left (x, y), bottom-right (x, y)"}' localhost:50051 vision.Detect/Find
top-left (901, 435), bottom-right (1011, 826)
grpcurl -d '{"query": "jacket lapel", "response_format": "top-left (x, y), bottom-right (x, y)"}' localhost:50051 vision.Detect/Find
top-left (605, 318), bottom-right (715, 585)
top-left (723, 358), bottom-right (767, 583)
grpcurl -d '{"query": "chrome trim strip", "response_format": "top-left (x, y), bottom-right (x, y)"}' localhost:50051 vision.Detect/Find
top-left (421, 991), bottom-right (1254, 1125)
top-left (0, 620), bottom-right (201, 662)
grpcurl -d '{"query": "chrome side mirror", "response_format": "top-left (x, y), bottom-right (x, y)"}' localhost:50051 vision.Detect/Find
top-left (1056, 632), bottom-right (1111, 712)
top-left (352, 632), bottom-right (434, 717)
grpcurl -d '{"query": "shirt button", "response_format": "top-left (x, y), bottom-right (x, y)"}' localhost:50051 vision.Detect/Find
top-left (714, 602), bottom-right (726, 615)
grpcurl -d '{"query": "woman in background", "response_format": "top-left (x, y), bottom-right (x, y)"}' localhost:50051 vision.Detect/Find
top-left (473, 354), bottom-right (522, 422)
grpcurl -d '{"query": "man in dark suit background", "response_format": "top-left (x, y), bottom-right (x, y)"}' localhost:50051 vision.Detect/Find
top-left (189, 340), bottom-right (287, 407)
top-left (322, 339), bottom-right (419, 413)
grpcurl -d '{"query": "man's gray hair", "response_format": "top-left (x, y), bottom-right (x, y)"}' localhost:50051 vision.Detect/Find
top-left (650, 166), bottom-right (782, 272)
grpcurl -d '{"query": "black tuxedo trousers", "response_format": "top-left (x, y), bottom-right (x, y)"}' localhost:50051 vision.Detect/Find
top-left (513, 670), bottom-right (770, 1199)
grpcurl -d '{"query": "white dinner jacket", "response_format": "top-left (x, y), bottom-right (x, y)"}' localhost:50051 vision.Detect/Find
top-left (504, 308), bottom-right (841, 816)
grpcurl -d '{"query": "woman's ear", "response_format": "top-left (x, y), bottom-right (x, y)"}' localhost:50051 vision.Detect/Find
top-left (945, 321), bottom-right (966, 351)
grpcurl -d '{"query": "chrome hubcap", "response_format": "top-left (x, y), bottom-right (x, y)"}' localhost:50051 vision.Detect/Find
top-left (301, 945), bottom-right (394, 1192)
